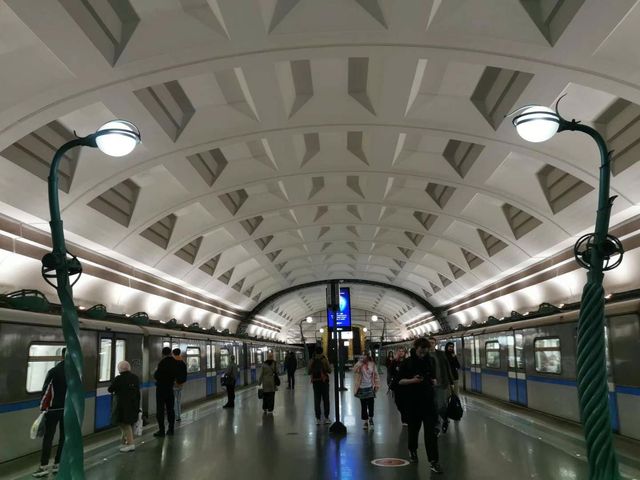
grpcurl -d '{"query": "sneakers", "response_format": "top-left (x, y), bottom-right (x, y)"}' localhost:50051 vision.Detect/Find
top-left (363, 421), bottom-right (369, 429)
top-left (324, 417), bottom-right (331, 425)
top-left (368, 418), bottom-right (374, 427)
top-left (409, 451), bottom-right (418, 463)
top-left (52, 465), bottom-right (59, 474)
top-left (119, 445), bottom-right (135, 453)
top-left (176, 418), bottom-right (181, 422)
top-left (430, 462), bottom-right (443, 474)
top-left (402, 422), bottom-right (408, 427)
top-left (153, 431), bottom-right (165, 438)
top-left (32, 466), bottom-right (49, 478)
top-left (316, 418), bottom-right (321, 425)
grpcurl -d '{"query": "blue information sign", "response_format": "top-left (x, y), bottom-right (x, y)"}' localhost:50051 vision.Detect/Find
top-left (327, 287), bottom-right (351, 331)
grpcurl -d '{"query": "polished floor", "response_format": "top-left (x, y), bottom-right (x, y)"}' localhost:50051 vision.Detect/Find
top-left (7, 372), bottom-right (640, 480)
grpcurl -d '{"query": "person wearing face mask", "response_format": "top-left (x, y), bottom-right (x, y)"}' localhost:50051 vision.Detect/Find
top-left (398, 337), bottom-right (443, 475)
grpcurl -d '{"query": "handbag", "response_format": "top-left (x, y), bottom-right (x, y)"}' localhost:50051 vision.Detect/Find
top-left (258, 388), bottom-right (264, 399)
top-left (133, 410), bottom-right (143, 437)
top-left (447, 393), bottom-right (464, 421)
top-left (273, 372), bottom-right (281, 387)
top-left (30, 411), bottom-right (46, 440)
top-left (355, 386), bottom-right (375, 399)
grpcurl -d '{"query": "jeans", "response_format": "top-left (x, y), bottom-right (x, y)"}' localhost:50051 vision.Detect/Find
top-left (262, 392), bottom-right (275, 412)
top-left (407, 410), bottom-right (439, 463)
top-left (359, 397), bottom-right (374, 420)
top-left (287, 370), bottom-right (295, 389)
top-left (40, 410), bottom-right (64, 466)
top-left (312, 382), bottom-right (330, 419)
top-left (174, 386), bottom-right (183, 420)
top-left (394, 391), bottom-right (408, 424)
top-left (156, 387), bottom-right (175, 433)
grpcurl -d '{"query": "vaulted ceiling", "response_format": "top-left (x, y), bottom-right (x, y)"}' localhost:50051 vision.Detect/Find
top-left (1, 0), bottom-right (640, 340)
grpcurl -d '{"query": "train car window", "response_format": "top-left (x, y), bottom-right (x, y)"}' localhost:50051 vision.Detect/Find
top-left (186, 347), bottom-right (201, 373)
top-left (534, 338), bottom-right (561, 374)
top-left (506, 334), bottom-right (524, 369)
top-left (206, 344), bottom-right (216, 370)
top-left (115, 339), bottom-right (126, 369)
top-left (26, 344), bottom-right (66, 393)
top-left (485, 341), bottom-right (500, 368)
top-left (162, 341), bottom-right (170, 349)
top-left (220, 348), bottom-right (230, 369)
top-left (250, 348), bottom-right (256, 366)
top-left (99, 338), bottom-right (113, 381)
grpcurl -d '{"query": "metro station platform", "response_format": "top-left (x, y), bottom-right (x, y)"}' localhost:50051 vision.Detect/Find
top-left (3, 372), bottom-right (639, 480)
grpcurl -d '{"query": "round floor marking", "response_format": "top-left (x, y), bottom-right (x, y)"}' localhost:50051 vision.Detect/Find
top-left (371, 458), bottom-right (410, 467)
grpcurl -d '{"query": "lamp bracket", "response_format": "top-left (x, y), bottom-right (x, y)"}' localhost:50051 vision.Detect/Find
top-left (573, 233), bottom-right (624, 271)
top-left (41, 250), bottom-right (83, 288)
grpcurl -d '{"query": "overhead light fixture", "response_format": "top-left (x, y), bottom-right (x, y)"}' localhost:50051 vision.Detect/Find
top-left (363, 327), bottom-right (368, 332)
top-left (306, 316), bottom-right (313, 323)
top-left (371, 315), bottom-right (378, 322)
top-left (95, 120), bottom-right (141, 157)
top-left (511, 105), bottom-right (560, 143)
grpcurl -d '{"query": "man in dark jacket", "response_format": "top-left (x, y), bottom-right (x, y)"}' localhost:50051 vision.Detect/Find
top-left (399, 337), bottom-right (443, 475)
top-left (33, 348), bottom-right (67, 478)
top-left (154, 347), bottom-right (177, 437)
top-left (284, 352), bottom-right (298, 390)
top-left (428, 337), bottom-right (455, 433)
top-left (308, 346), bottom-right (332, 425)
top-left (173, 348), bottom-right (187, 422)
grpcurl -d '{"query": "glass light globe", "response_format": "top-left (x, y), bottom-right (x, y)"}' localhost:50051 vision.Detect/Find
top-left (371, 315), bottom-right (378, 322)
top-left (306, 316), bottom-right (313, 323)
top-left (96, 120), bottom-right (140, 157)
top-left (363, 327), bottom-right (368, 332)
top-left (319, 328), bottom-right (324, 333)
top-left (513, 106), bottom-right (559, 143)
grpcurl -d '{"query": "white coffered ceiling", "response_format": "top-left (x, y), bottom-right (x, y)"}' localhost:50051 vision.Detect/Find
top-left (2, 0), bottom-right (640, 340)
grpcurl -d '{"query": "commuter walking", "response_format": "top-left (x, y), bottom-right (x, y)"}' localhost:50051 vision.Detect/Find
top-left (445, 342), bottom-right (461, 394)
top-left (173, 348), bottom-right (187, 422)
top-left (153, 347), bottom-right (177, 437)
top-left (354, 351), bottom-right (380, 429)
top-left (284, 352), bottom-right (298, 389)
top-left (108, 361), bottom-right (141, 452)
top-left (428, 337), bottom-right (454, 433)
top-left (223, 355), bottom-right (238, 408)
top-left (32, 348), bottom-right (67, 478)
top-left (309, 346), bottom-right (332, 424)
top-left (385, 351), bottom-right (395, 385)
top-left (389, 348), bottom-right (409, 425)
top-left (399, 337), bottom-right (443, 474)
top-left (258, 352), bottom-right (279, 414)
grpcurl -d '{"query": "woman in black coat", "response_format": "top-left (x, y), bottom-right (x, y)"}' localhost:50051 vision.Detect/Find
top-left (109, 361), bottom-right (141, 452)
top-left (445, 342), bottom-right (461, 393)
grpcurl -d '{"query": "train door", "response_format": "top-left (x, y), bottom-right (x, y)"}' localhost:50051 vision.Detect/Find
top-left (507, 330), bottom-right (527, 405)
top-left (95, 333), bottom-right (127, 430)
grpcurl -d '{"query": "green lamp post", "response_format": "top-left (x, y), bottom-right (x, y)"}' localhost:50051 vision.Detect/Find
top-left (511, 104), bottom-right (623, 480)
top-left (42, 120), bottom-right (141, 479)
top-left (299, 316), bottom-right (312, 372)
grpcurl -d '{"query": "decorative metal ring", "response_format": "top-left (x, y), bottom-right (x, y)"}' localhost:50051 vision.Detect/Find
top-left (573, 233), bottom-right (624, 271)
top-left (41, 251), bottom-right (83, 289)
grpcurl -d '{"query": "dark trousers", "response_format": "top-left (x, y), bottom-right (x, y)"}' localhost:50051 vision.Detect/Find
top-left (156, 387), bottom-right (175, 433)
top-left (262, 392), bottom-right (275, 412)
top-left (407, 411), bottom-right (439, 463)
top-left (394, 391), bottom-right (408, 424)
top-left (226, 384), bottom-right (235, 405)
top-left (287, 370), bottom-right (295, 389)
top-left (312, 381), bottom-right (330, 419)
top-left (359, 397), bottom-right (374, 420)
top-left (40, 410), bottom-right (64, 466)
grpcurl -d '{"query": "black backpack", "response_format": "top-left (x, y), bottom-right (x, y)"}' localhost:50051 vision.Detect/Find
top-left (310, 358), bottom-right (326, 383)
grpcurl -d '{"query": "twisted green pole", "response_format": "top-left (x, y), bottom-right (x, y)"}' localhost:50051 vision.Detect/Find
top-left (46, 139), bottom-right (87, 480)
top-left (557, 120), bottom-right (620, 480)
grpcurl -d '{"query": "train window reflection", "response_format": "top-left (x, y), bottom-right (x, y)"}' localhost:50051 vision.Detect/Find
top-left (220, 348), bottom-right (230, 369)
top-left (99, 338), bottom-right (113, 381)
top-left (534, 337), bottom-right (561, 374)
top-left (485, 341), bottom-right (500, 368)
top-left (26, 344), bottom-right (65, 393)
top-left (115, 340), bottom-right (126, 370)
top-left (186, 347), bottom-right (200, 373)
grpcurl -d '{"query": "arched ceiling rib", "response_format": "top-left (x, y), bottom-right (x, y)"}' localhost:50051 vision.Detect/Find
top-left (2, 1), bottom-right (640, 338)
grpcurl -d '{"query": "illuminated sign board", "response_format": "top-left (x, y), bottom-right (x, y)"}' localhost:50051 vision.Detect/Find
top-left (327, 287), bottom-right (351, 331)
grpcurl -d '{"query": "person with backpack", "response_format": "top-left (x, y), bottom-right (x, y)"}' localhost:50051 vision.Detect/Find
top-left (32, 348), bottom-right (67, 478)
top-left (222, 355), bottom-right (238, 409)
top-left (173, 348), bottom-right (188, 422)
top-left (308, 346), bottom-right (332, 425)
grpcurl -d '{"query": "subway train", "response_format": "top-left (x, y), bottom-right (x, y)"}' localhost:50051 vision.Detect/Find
top-left (0, 307), bottom-right (303, 464)
top-left (382, 298), bottom-right (640, 442)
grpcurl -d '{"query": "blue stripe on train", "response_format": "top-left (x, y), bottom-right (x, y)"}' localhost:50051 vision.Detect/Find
top-left (0, 391), bottom-right (96, 414)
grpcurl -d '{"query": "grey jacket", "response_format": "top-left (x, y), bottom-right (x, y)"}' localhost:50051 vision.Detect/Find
top-left (430, 350), bottom-right (454, 388)
top-left (258, 360), bottom-right (278, 393)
